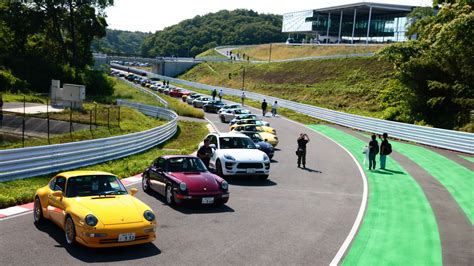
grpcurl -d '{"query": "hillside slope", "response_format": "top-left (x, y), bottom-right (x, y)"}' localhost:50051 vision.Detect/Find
top-left (179, 57), bottom-right (395, 118)
top-left (91, 29), bottom-right (150, 55)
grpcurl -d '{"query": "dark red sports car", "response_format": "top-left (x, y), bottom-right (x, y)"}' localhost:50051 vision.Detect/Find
top-left (142, 155), bottom-right (229, 206)
top-left (168, 88), bottom-right (190, 98)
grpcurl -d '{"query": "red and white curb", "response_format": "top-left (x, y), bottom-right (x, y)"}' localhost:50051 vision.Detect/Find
top-left (0, 174), bottom-right (143, 221)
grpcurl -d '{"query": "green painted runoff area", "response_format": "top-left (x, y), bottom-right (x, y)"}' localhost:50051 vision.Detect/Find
top-left (308, 125), bottom-right (442, 266)
top-left (460, 155), bottom-right (474, 163)
top-left (355, 131), bottom-right (474, 224)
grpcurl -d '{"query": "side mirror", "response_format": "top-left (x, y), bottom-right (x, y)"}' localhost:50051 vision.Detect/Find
top-left (255, 144), bottom-right (261, 149)
top-left (52, 191), bottom-right (63, 198)
top-left (130, 188), bottom-right (138, 196)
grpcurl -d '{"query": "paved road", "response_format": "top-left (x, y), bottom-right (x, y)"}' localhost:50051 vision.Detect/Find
top-left (0, 104), bottom-right (364, 265)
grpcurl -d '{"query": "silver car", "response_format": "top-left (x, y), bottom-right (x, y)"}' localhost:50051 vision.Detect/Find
top-left (192, 96), bottom-right (212, 108)
top-left (219, 108), bottom-right (252, 123)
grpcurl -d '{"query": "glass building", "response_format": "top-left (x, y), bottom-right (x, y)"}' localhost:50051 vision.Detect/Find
top-left (282, 2), bottom-right (419, 43)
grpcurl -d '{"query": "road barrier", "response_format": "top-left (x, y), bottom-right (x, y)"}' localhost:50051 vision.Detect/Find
top-left (121, 67), bottom-right (473, 154)
top-left (0, 100), bottom-right (178, 181)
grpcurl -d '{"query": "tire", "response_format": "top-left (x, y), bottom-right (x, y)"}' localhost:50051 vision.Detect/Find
top-left (142, 174), bottom-right (151, 193)
top-left (204, 106), bottom-right (208, 112)
top-left (193, 103), bottom-right (197, 108)
top-left (33, 197), bottom-right (44, 224)
top-left (258, 175), bottom-right (269, 180)
top-left (65, 216), bottom-right (77, 246)
top-left (220, 116), bottom-right (225, 123)
top-left (165, 185), bottom-right (175, 206)
top-left (216, 160), bottom-right (226, 178)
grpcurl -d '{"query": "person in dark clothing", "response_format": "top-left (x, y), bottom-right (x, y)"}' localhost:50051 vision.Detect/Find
top-left (368, 134), bottom-right (379, 170)
top-left (211, 89), bottom-right (217, 100)
top-left (379, 133), bottom-right (389, 169)
top-left (197, 138), bottom-right (214, 170)
top-left (261, 99), bottom-right (268, 117)
top-left (297, 133), bottom-right (310, 168)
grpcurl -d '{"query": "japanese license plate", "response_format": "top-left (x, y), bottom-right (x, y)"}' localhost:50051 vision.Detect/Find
top-left (202, 197), bottom-right (214, 204)
top-left (118, 233), bottom-right (135, 242)
top-left (247, 168), bottom-right (256, 174)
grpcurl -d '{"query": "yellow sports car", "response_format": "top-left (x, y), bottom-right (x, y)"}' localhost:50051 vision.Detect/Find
top-left (34, 171), bottom-right (157, 248)
top-left (229, 120), bottom-right (276, 135)
top-left (232, 125), bottom-right (279, 147)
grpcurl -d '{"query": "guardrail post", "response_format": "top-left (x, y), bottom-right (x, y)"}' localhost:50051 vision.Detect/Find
top-left (22, 95), bottom-right (25, 148)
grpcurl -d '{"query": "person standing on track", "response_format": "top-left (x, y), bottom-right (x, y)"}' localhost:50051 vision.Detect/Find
top-left (261, 99), bottom-right (268, 117)
top-left (218, 89), bottom-right (223, 101)
top-left (379, 133), bottom-right (391, 170)
top-left (197, 138), bottom-right (213, 170)
top-left (271, 101), bottom-right (278, 117)
top-left (296, 133), bottom-right (310, 168)
top-left (211, 89), bottom-right (217, 100)
top-left (241, 91), bottom-right (246, 106)
top-left (368, 134), bottom-right (379, 170)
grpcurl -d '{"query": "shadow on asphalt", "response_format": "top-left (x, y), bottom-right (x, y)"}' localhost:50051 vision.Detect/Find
top-left (370, 169), bottom-right (406, 175)
top-left (34, 222), bottom-right (161, 262)
top-left (226, 177), bottom-right (277, 187)
top-left (300, 167), bottom-right (322, 173)
top-left (145, 190), bottom-right (235, 215)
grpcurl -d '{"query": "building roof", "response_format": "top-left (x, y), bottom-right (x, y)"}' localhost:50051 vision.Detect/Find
top-left (285, 2), bottom-right (417, 16)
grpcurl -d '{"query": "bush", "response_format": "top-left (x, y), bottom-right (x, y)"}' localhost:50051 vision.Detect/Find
top-left (0, 68), bottom-right (29, 92)
top-left (81, 69), bottom-right (115, 96)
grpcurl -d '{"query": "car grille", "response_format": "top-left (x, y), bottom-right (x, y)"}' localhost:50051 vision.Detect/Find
top-left (99, 235), bottom-right (149, 244)
top-left (237, 163), bottom-right (263, 169)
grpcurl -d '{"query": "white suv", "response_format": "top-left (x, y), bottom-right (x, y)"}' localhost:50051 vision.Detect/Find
top-left (200, 132), bottom-right (271, 180)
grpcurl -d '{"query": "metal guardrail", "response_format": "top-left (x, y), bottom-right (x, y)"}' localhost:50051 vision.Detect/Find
top-left (123, 67), bottom-right (473, 154)
top-left (0, 100), bottom-right (178, 181)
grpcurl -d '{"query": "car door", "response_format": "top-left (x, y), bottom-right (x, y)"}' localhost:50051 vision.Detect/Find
top-left (149, 158), bottom-right (166, 195)
top-left (47, 176), bottom-right (67, 226)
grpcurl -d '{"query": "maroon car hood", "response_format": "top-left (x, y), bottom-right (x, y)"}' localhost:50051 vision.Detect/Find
top-left (169, 172), bottom-right (221, 192)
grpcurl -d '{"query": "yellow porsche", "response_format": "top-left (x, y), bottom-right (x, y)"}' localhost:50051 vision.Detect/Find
top-left (34, 171), bottom-right (156, 248)
top-left (229, 120), bottom-right (276, 135)
top-left (231, 125), bottom-right (279, 147)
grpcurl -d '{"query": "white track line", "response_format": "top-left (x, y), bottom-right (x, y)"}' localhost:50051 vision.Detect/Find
top-left (204, 117), bottom-right (220, 133)
top-left (281, 117), bottom-right (368, 266)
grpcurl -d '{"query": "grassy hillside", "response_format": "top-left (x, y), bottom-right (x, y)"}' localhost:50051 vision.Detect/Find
top-left (196, 49), bottom-right (227, 59)
top-left (91, 29), bottom-right (151, 55)
top-left (179, 57), bottom-right (394, 118)
top-left (232, 44), bottom-right (386, 61)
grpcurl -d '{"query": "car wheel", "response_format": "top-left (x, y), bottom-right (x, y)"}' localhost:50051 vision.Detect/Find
top-left (165, 185), bottom-right (175, 206)
top-left (142, 174), bottom-right (151, 192)
top-left (203, 106), bottom-right (208, 112)
top-left (65, 216), bottom-right (76, 246)
top-left (33, 197), bottom-right (44, 224)
top-left (258, 175), bottom-right (269, 180)
top-left (193, 103), bottom-right (197, 108)
top-left (220, 116), bottom-right (225, 123)
top-left (216, 160), bottom-right (226, 178)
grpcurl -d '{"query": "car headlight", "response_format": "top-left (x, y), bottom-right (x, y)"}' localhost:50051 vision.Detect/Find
top-left (263, 154), bottom-right (270, 161)
top-left (179, 182), bottom-right (187, 191)
top-left (85, 214), bottom-right (98, 226)
top-left (224, 154), bottom-right (236, 161)
top-left (144, 210), bottom-right (155, 221)
top-left (221, 181), bottom-right (229, 190)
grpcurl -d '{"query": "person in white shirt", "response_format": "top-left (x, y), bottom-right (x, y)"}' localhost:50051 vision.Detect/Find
top-left (241, 91), bottom-right (246, 106)
top-left (271, 101), bottom-right (278, 117)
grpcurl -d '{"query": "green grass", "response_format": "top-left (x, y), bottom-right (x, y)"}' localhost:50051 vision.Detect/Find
top-left (232, 43), bottom-right (385, 61)
top-left (1, 106), bottom-right (165, 149)
top-left (196, 48), bottom-right (227, 59)
top-left (309, 124), bottom-right (442, 265)
top-left (0, 121), bottom-right (208, 209)
top-left (179, 57), bottom-right (394, 119)
top-left (111, 78), bottom-right (165, 106)
top-left (1, 92), bottom-right (48, 104)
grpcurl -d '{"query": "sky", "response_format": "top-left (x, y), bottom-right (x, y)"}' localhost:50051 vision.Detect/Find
top-left (105, 0), bottom-right (432, 33)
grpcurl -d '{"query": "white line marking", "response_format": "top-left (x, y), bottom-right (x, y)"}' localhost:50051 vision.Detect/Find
top-left (204, 117), bottom-right (220, 133)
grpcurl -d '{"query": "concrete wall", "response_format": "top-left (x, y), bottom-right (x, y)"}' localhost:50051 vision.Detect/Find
top-left (152, 61), bottom-right (199, 77)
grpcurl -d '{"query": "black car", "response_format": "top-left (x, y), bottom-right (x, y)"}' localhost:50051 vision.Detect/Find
top-left (203, 100), bottom-right (226, 113)
top-left (239, 131), bottom-right (274, 159)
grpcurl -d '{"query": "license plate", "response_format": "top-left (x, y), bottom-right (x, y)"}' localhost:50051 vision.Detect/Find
top-left (202, 197), bottom-right (214, 204)
top-left (247, 168), bottom-right (256, 174)
top-left (118, 233), bottom-right (135, 242)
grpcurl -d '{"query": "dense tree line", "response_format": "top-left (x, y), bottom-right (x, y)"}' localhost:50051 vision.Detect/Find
top-left (0, 1), bottom-right (114, 95)
top-left (91, 29), bottom-right (151, 55)
top-left (379, 1), bottom-right (473, 131)
top-left (140, 9), bottom-right (286, 57)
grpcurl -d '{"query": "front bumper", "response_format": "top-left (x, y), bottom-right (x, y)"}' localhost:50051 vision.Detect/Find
top-left (76, 222), bottom-right (156, 248)
top-left (221, 161), bottom-right (270, 176)
top-left (174, 192), bottom-right (229, 205)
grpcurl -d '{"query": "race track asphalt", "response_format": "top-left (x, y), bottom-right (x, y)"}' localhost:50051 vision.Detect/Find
top-left (0, 104), bottom-right (364, 265)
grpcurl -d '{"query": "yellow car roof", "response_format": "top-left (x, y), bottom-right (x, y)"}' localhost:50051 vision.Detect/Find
top-left (57, 170), bottom-right (116, 179)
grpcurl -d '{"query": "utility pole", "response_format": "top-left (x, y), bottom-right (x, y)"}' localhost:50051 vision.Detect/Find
top-left (241, 67), bottom-right (246, 91)
top-left (268, 43), bottom-right (272, 62)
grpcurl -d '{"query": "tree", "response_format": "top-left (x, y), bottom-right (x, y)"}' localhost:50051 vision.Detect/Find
top-left (380, 2), bottom-right (474, 130)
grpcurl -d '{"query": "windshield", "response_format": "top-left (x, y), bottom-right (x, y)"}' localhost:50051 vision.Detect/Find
top-left (66, 175), bottom-right (127, 197)
top-left (166, 157), bottom-right (208, 172)
top-left (235, 109), bottom-right (251, 115)
top-left (219, 137), bottom-right (256, 149)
